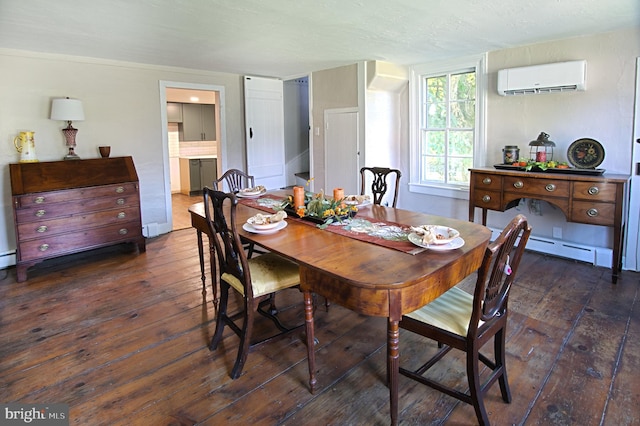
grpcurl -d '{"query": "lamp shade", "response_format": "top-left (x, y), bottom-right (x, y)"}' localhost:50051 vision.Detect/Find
top-left (50, 98), bottom-right (85, 121)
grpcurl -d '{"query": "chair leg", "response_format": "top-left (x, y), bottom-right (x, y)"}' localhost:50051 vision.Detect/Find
top-left (495, 327), bottom-right (512, 403)
top-left (467, 343), bottom-right (490, 426)
top-left (209, 283), bottom-right (230, 351)
top-left (230, 298), bottom-right (255, 379)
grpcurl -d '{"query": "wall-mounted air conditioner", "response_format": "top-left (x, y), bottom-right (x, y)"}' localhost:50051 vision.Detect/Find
top-left (497, 60), bottom-right (586, 96)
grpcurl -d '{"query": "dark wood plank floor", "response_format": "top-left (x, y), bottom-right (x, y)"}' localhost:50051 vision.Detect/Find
top-left (1, 210), bottom-right (638, 425)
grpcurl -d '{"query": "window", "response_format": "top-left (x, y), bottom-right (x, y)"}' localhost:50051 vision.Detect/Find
top-left (410, 55), bottom-right (486, 199)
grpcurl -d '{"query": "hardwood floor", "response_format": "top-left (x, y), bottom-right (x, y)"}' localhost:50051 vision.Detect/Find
top-left (1, 225), bottom-right (638, 425)
top-left (172, 193), bottom-right (202, 231)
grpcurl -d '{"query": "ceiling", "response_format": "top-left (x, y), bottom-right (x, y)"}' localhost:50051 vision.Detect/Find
top-left (0, 0), bottom-right (638, 78)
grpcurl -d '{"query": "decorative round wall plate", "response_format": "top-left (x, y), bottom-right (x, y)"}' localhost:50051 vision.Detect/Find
top-left (567, 138), bottom-right (605, 169)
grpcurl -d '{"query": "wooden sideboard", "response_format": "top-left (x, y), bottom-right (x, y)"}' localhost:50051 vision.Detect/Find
top-left (468, 167), bottom-right (629, 283)
top-left (10, 157), bottom-right (146, 282)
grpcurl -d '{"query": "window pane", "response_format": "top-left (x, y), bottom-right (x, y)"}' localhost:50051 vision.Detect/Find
top-left (447, 157), bottom-right (473, 185)
top-left (449, 131), bottom-right (474, 156)
top-left (422, 156), bottom-right (445, 183)
top-left (424, 130), bottom-right (445, 155)
top-left (427, 102), bottom-right (447, 128)
top-left (450, 72), bottom-right (475, 101)
top-left (450, 100), bottom-right (475, 128)
top-left (426, 76), bottom-right (446, 102)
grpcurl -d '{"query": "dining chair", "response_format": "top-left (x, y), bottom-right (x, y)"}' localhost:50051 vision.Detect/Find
top-left (399, 214), bottom-right (531, 425)
top-left (203, 187), bottom-right (302, 379)
top-left (213, 168), bottom-right (255, 193)
top-left (359, 166), bottom-right (402, 207)
top-left (213, 168), bottom-right (262, 258)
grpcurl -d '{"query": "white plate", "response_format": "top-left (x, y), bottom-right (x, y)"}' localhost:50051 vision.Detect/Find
top-left (343, 195), bottom-right (372, 207)
top-left (409, 225), bottom-right (460, 245)
top-left (236, 189), bottom-right (266, 198)
top-left (408, 233), bottom-right (465, 251)
top-left (242, 220), bottom-right (287, 234)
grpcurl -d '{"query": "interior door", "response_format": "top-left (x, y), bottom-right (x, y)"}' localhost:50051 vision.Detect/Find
top-left (244, 76), bottom-right (286, 189)
top-left (624, 57), bottom-right (640, 271)
top-left (325, 108), bottom-right (359, 195)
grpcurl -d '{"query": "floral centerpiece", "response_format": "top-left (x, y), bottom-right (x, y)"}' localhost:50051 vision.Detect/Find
top-left (278, 189), bottom-right (358, 227)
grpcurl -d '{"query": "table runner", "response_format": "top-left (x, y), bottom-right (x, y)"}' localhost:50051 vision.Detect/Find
top-left (238, 195), bottom-right (428, 255)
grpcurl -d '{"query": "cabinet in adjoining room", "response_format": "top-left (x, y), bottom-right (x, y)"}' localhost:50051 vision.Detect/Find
top-left (179, 157), bottom-right (217, 195)
top-left (181, 103), bottom-right (216, 141)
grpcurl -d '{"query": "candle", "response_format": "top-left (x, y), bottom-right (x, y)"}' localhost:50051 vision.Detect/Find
top-left (536, 151), bottom-right (547, 163)
top-left (333, 188), bottom-right (344, 202)
top-left (293, 186), bottom-right (305, 208)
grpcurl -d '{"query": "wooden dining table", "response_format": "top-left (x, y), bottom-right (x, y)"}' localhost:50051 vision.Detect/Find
top-left (189, 192), bottom-right (492, 425)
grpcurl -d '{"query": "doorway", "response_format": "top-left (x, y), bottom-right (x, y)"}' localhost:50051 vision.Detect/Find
top-left (159, 81), bottom-right (227, 231)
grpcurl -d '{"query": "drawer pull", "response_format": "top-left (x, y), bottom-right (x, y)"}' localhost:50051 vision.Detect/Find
top-left (117, 212), bottom-right (126, 219)
top-left (587, 208), bottom-right (599, 217)
top-left (588, 186), bottom-right (599, 195)
top-left (545, 184), bottom-right (556, 192)
top-left (482, 177), bottom-right (492, 185)
top-left (35, 196), bottom-right (45, 204)
top-left (35, 209), bottom-right (46, 217)
top-left (115, 186), bottom-right (125, 193)
top-left (39, 244), bottom-right (49, 252)
top-left (36, 225), bottom-right (48, 233)
top-left (513, 181), bottom-right (524, 189)
top-left (119, 228), bottom-right (128, 235)
top-left (116, 198), bottom-right (125, 205)
top-left (482, 195), bottom-right (491, 203)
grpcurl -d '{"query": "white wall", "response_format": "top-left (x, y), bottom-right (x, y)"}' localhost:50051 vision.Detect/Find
top-left (399, 28), bottom-right (640, 258)
top-left (0, 49), bottom-right (245, 262)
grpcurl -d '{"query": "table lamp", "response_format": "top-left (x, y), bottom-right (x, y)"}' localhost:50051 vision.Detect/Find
top-left (50, 97), bottom-right (85, 160)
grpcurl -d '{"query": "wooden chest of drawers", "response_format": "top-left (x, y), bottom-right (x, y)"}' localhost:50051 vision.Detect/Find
top-left (469, 167), bottom-right (629, 283)
top-left (10, 157), bottom-right (146, 282)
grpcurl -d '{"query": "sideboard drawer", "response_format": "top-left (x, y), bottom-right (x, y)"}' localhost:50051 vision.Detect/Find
top-left (572, 181), bottom-right (617, 202)
top-left (471, 173), bottom-right (502, 191)
top-left (503, 176), bottom-right (570, 198)
top-left (18, 221), bottom-right (142, 261)
top-left (571, 201), bottom-right (616, 226)
top-left (15, 194), bottom-right (140, 223)
top-left (17, 206), bottom-right (141, 241)
top-left (14, 182), bottom-right (139, 208)
top-left (471, 190), bottom-right (502, 210)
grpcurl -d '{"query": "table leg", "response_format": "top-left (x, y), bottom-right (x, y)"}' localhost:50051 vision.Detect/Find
top-left (304, 290), bottom-right (317, 393)
top-left (388, 319), bottom-right (400, 426)
top-left (196, 230), bottom-right (207, 295)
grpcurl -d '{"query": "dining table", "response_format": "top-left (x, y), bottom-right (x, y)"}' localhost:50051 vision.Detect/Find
top-left (188, 190), bottom-right (492, 425)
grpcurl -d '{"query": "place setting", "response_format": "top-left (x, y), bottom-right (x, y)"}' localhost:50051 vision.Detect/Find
top-left (408, 225), bottom-right (464, 251)
top-left (236, 185), bottom-right (267, 198)
top-left (243, 211), bottom-right (288, 234)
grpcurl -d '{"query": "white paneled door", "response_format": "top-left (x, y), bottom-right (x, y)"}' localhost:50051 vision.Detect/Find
top-left (244, 76), bottom-right (286, 190)
top-left (624, 57), bottom-right (640, 271)
top-left (324, 108), bottom-right (360, 195)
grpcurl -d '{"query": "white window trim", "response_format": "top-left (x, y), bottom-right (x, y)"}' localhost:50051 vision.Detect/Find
top-left (409, 54), bottom-right (487, 200)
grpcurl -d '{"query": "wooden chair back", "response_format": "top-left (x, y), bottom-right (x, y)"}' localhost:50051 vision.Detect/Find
top-left (359, 166), bottom-right (402, 207)
top-left (214, 168), bottom-right (255, 193)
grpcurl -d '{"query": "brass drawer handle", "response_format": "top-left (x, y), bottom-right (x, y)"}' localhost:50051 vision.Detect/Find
top-left (545, 184), bottom-right (556, 192)
top-left (482, 195), bottom-right (491, 203)
top-left (116, 198), bottom-right (125, 205)
top-left (588, 186), bottom-right (599, 195)
top-left (587, 208), bottom-right (599, 217)
top-left (482, 177), bottom-right (492, 185)
top-left (35, 196), bottom-right (45, 204)
top-left (513, 181), bottom-right (524, 189)
top-left (117, 212), bottom-right (126, 219)
top-left (35, 209), bottom-right (46, 217)
top-left (119, 228), bottom-right (128, 235)
top-left (115, 186), bottom-right (125, 193)
top-left (36, 225), bottom-right (48, 233)
top-left (39, 243), bottom-right (49, 252)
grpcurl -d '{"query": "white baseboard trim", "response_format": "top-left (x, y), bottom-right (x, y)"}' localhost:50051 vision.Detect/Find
top-left (0, 251), bottom-right (16, 269)
top-left (489, 227), bottom-right (612, 268)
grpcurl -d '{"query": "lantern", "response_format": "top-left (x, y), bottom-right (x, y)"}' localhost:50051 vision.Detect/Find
top-left (529, 132), bottom-right (555, 163)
